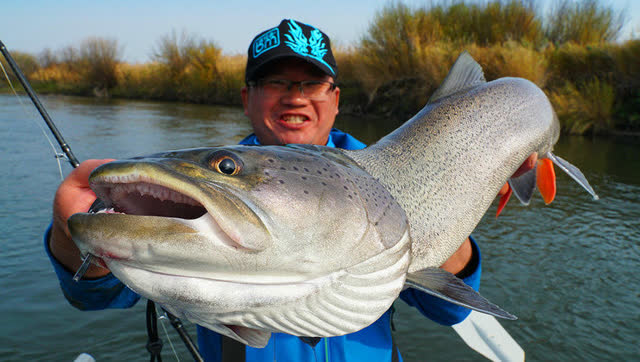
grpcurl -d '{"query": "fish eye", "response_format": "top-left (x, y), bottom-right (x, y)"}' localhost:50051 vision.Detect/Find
top-left (218, 158), bottom-right (237, 175)
top-left (209, 151), bottom-right (242, 176)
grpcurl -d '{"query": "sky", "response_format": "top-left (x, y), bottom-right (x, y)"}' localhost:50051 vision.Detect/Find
top-left (2, 0), bottom-right (638, 63)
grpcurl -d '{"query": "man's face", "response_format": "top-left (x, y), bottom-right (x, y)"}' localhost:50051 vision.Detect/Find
top-left (241, 58), bottom-right (340, 146)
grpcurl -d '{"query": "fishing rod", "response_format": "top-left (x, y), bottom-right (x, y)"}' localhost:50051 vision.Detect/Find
top-left (0, 40), bottom-right (202, 362)
top-left (0, 40), bottom-right (79, 168)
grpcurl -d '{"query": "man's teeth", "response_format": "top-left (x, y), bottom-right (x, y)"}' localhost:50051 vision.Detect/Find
top-left (282, 115), bottom-right (305, 124)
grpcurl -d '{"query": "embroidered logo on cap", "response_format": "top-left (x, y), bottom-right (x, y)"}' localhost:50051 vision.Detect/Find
top-left (253, 28), bottom-right (280, 58)
top-left (283, 20), bottom-right (335, 75)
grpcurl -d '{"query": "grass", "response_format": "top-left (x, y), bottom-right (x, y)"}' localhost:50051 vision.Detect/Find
top-left (6, 0), bottom-right (638, 135)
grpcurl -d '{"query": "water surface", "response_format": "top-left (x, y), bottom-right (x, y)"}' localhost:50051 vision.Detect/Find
top-left (1, 95), bottom-right (638, 361)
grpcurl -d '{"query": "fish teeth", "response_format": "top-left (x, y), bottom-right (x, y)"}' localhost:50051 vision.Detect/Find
top-left (104, 181), bottom-right (200, 206)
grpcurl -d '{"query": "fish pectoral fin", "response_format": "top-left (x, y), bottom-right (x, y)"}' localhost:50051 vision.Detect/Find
top-left (546, 152), bottom-right (599, 200)
top-left (405, 267), bottom-right (516, 320)
top-left (427, 51), bottom-right (486, 104)
top-left (226, 325), bottom-right (272, 348)
top-left (536, 158), bottom-right (557, 204)
top-left (508, 165), bottom-right (537, 206)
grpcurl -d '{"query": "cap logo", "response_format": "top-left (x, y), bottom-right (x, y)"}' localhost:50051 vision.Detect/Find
top-left (253, 28), bottom-right (280, 58)
top-left (283, 20), bottom-right (335, 75)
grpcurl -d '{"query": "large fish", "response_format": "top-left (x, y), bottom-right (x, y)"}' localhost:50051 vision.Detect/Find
top-left (68, 52), bottom-right (597, 348)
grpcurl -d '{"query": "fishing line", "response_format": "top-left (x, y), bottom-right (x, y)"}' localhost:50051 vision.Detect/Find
top-left (0, 60), bottom-right (65, 180)
top-left (158, 312), bottom-right (180, 362)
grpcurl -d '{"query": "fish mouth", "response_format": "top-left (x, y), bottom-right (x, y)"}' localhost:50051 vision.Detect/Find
top-left (70, 161), bottom-right (272, 270)
top-left (76, 173), bottom-right (212, 265)
top-left (90, 176), bottom-right (207, 220)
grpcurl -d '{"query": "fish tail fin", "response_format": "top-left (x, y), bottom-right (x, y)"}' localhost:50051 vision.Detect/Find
top-left (406, 267), bottom-right (517, 320)
top-left (546, 152), bottom-right (599, 200)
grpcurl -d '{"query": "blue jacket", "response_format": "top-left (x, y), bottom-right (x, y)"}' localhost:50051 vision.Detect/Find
top-left (46, 128), bottom-right (481, 362)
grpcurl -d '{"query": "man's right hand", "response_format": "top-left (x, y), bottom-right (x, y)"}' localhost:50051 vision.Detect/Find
top-left (49, 159), bottom-right (114, 278)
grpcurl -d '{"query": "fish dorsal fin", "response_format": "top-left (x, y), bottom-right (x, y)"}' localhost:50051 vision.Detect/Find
top-left (428, 51), bottom-right (486, 104)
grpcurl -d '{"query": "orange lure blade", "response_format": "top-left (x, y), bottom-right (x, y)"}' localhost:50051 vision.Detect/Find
top-left (536, 158), bottom-right (556, 204)
top-left (496, 183), bottom-right (513, 218)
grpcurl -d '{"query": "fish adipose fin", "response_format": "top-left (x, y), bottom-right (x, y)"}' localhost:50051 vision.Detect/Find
top-left (546, 152), bottom-right (599, 200)
top-left (405, 267), bottom-right (516, 320)
top-left (428, 51), bottom-right (486, 104)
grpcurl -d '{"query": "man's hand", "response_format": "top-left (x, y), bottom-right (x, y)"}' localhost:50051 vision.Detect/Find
top-left (49, 159), bottom-right (114, 278)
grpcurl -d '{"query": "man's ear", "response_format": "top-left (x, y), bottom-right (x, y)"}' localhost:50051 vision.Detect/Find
top-left (334, 86), bottom-right (340, 116)
top-left (241, 86), bottom-right (249, 116)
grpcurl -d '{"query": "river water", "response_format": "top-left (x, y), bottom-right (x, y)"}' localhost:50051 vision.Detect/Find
top-left (0, 94), bottom-right (638, 361)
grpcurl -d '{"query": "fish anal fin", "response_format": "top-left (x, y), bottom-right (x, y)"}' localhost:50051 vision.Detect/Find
top-left (405, 267), bottom-right (516, 320)
top-left (428, 51), bottom-right (486, 104)
top-left (536, 158), bottom-right (556, 204)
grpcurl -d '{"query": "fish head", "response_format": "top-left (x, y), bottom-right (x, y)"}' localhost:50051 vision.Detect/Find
top-left (68, 144), bottom-right (410, 344)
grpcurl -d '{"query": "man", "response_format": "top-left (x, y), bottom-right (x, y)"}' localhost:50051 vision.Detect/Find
top-left (48, 19), bottom-right (533, 361)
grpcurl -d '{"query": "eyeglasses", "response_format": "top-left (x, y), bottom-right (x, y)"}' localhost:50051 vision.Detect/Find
top-left (248, 79), bottom-right (337, 100)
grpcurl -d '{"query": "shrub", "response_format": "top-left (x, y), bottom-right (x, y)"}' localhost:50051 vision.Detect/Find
top-left (549, 78), bottom-right (616, 134)
top-left (545, 0), bottom-right (627, 45)
top-left (78, 37), bottom-right (121, 91)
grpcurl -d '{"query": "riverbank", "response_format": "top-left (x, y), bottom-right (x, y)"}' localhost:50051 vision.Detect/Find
top-left (2, 1), bottom-right (638, 135)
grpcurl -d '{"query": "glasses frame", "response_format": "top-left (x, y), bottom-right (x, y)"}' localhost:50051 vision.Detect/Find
top-left (247, 79), bottom-right (337, 100)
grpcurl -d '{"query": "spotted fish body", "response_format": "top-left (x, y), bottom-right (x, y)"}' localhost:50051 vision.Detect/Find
top-left (69, 52), bottom-right (595, 347)
top-left (346, 62), bottom-right (560, 271)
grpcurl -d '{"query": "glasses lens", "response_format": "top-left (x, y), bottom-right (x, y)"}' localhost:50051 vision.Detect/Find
top-left (262, 79), bottom-right (289, 92)
top-left (256, 79), bottom-right (334, 100)
top-left (302, 81), bottom-right (332, 99)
